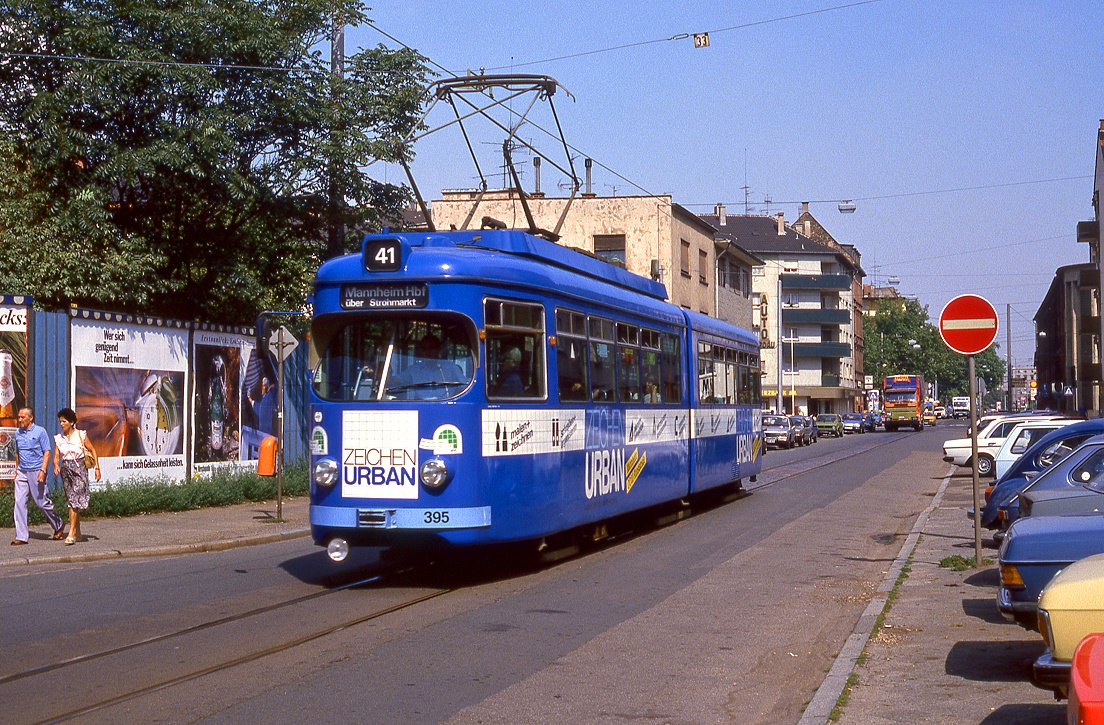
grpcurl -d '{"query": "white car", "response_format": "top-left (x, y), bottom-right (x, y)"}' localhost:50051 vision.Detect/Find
top-left (943, 415), bottom-right (1066, 477)
top-left (992, 419), bottom-right (1078, 479)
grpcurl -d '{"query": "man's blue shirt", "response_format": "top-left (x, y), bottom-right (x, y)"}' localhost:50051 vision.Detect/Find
top-left (15, 424), bottom-right (51, 471)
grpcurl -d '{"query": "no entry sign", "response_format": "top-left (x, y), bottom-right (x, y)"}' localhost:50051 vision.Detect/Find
top-left (939, 294), bottom-right (999, 356)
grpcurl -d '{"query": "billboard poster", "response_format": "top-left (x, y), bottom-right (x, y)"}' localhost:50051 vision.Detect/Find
top-left (0, 427), bottom-right (17, 480)
top-left (71, 316), bottom-right (188, 487)
top-left (192, 329), bottom-right (253, 474)
top-left (0, 300), bottom-right (31, 430)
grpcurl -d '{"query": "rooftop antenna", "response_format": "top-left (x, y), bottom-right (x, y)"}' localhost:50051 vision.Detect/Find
top-left (742, 149), bottom-right (750, 216)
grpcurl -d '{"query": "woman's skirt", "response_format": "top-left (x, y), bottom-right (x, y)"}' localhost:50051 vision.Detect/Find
top-left (59, 459), bottom-right (91, 511)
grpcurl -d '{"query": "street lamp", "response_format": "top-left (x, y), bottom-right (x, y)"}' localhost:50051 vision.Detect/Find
top-left (782, 332), bottom-right (798, 414)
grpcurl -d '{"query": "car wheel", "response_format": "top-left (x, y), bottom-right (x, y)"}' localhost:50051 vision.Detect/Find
top-left (977, 454), bottom-right (995, 477)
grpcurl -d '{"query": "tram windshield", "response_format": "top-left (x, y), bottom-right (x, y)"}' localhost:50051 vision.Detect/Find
top-left (312, 314), bottom-right (476, 401)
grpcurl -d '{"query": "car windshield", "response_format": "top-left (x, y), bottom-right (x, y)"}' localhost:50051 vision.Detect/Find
top-left (312, 314), bottom-right (476, 402)
top-left (816, 414), bottom-right (836, 422)
top-left (763, 416), bottom-right (787, 426)
top-left (843, 413), bottom-right (861, 420)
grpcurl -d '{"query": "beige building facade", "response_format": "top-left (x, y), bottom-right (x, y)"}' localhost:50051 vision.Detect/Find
top-left (430, 190), bottom-right (758, 330)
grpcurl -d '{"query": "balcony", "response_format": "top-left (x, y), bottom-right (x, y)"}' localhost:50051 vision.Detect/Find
top-left (781, 308), bottom-right (850, 325)
top-left (782, 341), bottom-right (852, 359)
top-left (781, 273), bottom-right (851, 291)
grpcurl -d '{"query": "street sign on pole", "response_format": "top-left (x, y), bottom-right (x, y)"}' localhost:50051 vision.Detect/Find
top-left (268, 325), bottom-right (299, 363)
top-left (938, 294), bottom-right (999, 356)
top-left (938, 293), bottom-right (999, 570)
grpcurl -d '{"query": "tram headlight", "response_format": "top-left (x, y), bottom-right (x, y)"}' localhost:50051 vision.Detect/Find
top-left (419, 458), bottom-right (452, 490)
top-left (312, 458), bottom-right (338, 487)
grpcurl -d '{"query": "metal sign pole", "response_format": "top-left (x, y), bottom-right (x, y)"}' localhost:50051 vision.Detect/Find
top-left (277, 326), bottom-right (285, 521)
top-left (969, 355), bottom-right (981, 567)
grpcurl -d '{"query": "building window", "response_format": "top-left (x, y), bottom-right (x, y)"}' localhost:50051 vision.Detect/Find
top-left (752, 266), bottom-right (765, 277)
top-left (680, 240), bottom-right (691, 277)
top-left (594, 234), bottom-right (626, 267)
top-left (699, 250), bottom-right (708, 285)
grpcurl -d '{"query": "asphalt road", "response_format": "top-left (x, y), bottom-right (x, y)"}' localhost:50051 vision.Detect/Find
top-left (0, 425), bottom-right (953, 725)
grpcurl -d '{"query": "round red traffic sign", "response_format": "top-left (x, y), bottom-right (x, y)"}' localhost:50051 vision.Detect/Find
top-left (939, 294), bottom-right (999, 355)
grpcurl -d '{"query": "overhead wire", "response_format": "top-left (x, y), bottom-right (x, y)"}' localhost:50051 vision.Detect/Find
top-left (480, 0), bottom-right (889, 71)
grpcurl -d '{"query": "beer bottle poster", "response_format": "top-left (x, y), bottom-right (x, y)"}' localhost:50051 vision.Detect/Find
top-left (70, 316), bottom-right (188, 487)
top-left (0, 301), bottom-right (30, 430)
top-left (192, 329), bottom-right (252, 473)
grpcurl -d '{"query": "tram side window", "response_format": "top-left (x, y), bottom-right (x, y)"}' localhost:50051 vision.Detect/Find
top-left (661, 332), bottom-right (682, 404)
top-left (485, 299), bottom-right (546, 400)
top-left (641, 329), bottom-right (662, 404)
top-left (749, 354), bottom-right (761, 404)
top-left (589, 316), bottom-right (616, 402)
top-left (617, 322), bottom-right (641, 403)
top-left (726, 349), bottom-right (739, 405)
top-left (698, 342), bottom-right (715, 404)
top-left (555, 309), bottom-right (589, 402)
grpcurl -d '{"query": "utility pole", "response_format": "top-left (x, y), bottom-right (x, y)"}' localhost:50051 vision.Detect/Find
top-left (1006, 303), bottom-right (1013, 411)
top-left (326, 14), bottom-right (345, 260)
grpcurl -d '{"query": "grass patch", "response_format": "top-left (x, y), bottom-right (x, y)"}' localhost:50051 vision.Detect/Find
top-left (0, 462), bottom-right (308, 527)
top-left (829, 672), bottom-right (860, 722)
top-left (939, 554), bottom-right (992, 571)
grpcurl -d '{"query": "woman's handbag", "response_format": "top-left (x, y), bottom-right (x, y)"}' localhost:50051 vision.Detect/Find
top-left (80, 431), bottom-right (96, 470)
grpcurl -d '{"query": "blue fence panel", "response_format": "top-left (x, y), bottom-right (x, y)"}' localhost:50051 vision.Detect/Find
top-left (30, 309), bottom-right (70, 428)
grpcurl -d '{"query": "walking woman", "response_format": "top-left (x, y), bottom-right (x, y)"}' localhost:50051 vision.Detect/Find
top-left (52, 408), bottom-right (99, 544)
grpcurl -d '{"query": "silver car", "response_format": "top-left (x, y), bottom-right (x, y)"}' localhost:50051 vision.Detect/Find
top-left (763, 415), bottom-right (798, 449)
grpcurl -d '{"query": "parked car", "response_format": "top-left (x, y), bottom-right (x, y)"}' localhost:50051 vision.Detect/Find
top-left (943, 414), bottom-right (1065, 477)
top-left (997, 513), bottom-right (1104, 628)
top-left (763, 415), bottom-right (798, 449)
top-left (842, 412), bottom-right (865, 434)
top-left (1020, 442), bottom-right (1104, 518)
top-left (992, 419), bottom-right (1078, 480)
top-left (981, 420), bottom-right (1104, 531)
top-left (804, 416), bottom-right (818, 443)
top-left (862, 411), bottom-right (877, 432)
top-left (791, 416), bottom-right (814, 446)
top-left (816, 413), bottom-right (843, 438)
top-left (922, 409), bottom-right (937, 426)
top-left (1033, 552), bottom-right (1104, 698)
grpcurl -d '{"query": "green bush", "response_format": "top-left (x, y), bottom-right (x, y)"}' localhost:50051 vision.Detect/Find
top-left (0, 462), bottom-right (308, 527)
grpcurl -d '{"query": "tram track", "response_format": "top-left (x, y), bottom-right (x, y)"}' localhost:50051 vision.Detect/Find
top-left (746, 430), bottom-right (920, 493)
top-left (10, 431), bottom-right (923, 725)
top-left (3, 568), bottom-right (453, 725)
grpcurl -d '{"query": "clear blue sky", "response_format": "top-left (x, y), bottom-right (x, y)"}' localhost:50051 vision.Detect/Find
top-left (351, 1), bottom-right (1103, 367)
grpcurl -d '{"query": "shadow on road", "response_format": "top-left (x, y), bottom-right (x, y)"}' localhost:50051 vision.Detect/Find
top-left (961, 597), bottom-right (1007, 624)
top-left (945, 640), bottom-right (1045, 682)
top-left (978, 702), bottom-right (1065, 724)
top-left (965, 567), bottom-right (1000, 588)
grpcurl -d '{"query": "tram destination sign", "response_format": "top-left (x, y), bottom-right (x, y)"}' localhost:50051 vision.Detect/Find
top-left (341, 282), bottom-right (429, 310)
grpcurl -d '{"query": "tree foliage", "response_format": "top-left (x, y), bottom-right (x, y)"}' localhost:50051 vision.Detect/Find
top-left (865, 298), bottom-right (1005, 404)
top-left (0, 0), bottom-right (430, 323)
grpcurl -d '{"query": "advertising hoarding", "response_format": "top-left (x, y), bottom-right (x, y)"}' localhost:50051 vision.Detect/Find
top-left (71, 317), bottom-right (189, 487)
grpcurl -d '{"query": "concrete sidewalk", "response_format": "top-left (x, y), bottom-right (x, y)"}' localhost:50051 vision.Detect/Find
top-left (831, 469), bottom-right (1065, 725)
top-left (1, 495), bottom-right (310, 567)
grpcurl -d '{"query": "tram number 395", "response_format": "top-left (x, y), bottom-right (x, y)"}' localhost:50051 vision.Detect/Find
top-left (424, 510), bottom-right (450, 524)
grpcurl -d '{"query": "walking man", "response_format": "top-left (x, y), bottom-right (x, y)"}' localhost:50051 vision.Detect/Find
top-left (11, 407), bottom-right (64, 545)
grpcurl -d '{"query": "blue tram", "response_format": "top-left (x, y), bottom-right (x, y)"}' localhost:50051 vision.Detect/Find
top-left (306, 229), bottom-right (762, 560)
